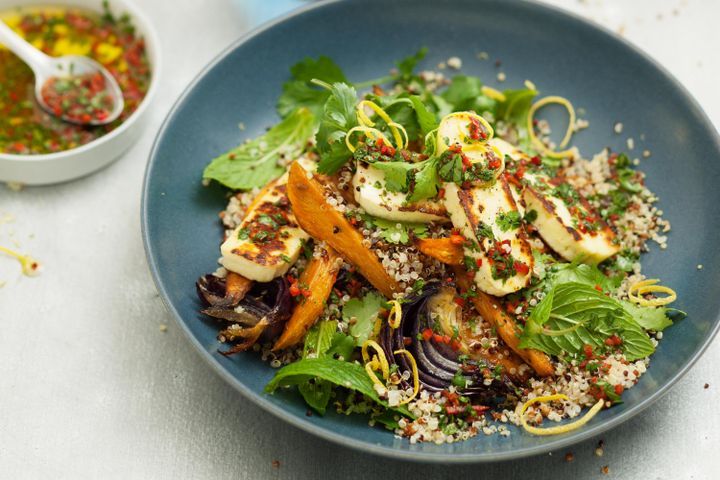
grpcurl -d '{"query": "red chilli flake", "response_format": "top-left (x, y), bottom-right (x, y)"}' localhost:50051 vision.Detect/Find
top-left (513, 261), bottom-right (530, 275)
top-left (421, 328), bottom-right (433, 341)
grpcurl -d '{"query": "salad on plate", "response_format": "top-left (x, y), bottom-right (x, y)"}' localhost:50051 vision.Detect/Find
top-left (195, 49), bottom-right (680, 444)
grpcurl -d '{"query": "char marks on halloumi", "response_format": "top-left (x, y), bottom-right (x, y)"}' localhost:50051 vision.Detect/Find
top-left (444, 176), bottom-right (534, 297)
top-left (220, 172), bottom-right (309, 282)
top-left (490, 138), bottom-right (619, 264)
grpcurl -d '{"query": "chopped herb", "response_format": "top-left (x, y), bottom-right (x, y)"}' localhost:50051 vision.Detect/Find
top-left (496, 211), bottom-right (522, 232)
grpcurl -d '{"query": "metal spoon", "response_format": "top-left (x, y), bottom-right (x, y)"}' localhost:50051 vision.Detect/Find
top-left (0, 19), bottom-right (124, 126)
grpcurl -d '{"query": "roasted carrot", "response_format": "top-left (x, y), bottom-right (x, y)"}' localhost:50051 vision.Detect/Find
top-left (415, 237), bottom-right (464, 265)
top-left (287, 161), bottom-right (400, 298)
top-left (453, 266), bottom-right (554, 377)
top-left (273, 246), bottom-right (342, 351)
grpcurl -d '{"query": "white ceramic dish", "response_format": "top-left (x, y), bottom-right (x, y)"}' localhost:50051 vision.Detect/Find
top-left (0, 0), bottom-right (160, 185)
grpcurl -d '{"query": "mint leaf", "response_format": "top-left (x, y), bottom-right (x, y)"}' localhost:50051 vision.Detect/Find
top-left (298, 320), bottom-right (346, 414)
top-left (519, 282), bottom-right (655, 361)
top-left (265, 357), bottom-right (413, 417)
top-left (343, 292), bottom-right (385, 346)
top-left (203, 108), bottom-right (316, 190)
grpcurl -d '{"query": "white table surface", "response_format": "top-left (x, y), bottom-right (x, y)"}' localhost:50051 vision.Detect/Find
top-left (1, 0), bottom-right (718, 478)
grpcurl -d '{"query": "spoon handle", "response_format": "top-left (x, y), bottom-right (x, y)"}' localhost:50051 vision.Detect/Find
top-left (0, 20), bottom-right (52, 76)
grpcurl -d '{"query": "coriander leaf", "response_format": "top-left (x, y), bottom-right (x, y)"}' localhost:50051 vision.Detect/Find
top-left (364, 93), bottom-right (434, 143)
top-left (277, 56), bottom-right (348, 118)
top-left (343, 292), bottom-right (385, 346)
top-left (371, 158), bottom-right (440, 201)
top-left (546, 261), bottom-right (622, 292)
top-left (395, 47), bottom-right (428, 81)
top-left (408, 95), bottom-right (438, 136)
top-left (622, 302), bottom-right (675, 332)
top-left (373, 161), bottom-right (415, 193)
top-left (316, 83), bottom-right (359, 174)
top-left (291, 56), bottom-right (347, 83)
top-left (441, 75), bottom-right (483, 110)
top-left (407, 157), bottom-right (440, 202)
top-left (496, 210), bottom-right (522, 232)
top-left (519, 282), bottom-right (655, 361)
top-left (265, 357), bottom-right (413, 417)
top-left (203, 108), bottom-right (316, 190)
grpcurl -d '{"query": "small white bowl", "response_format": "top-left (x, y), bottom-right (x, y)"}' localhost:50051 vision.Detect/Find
top-left (0, 0), bottom-right (160, 185)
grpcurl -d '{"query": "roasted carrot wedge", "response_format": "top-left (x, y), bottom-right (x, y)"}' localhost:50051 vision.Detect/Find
top-left (273, 246), bottom-right (342, 351)
top-left (453, 266), bottom-right (554, 377)
top-left (415, 237), bottom-right (464, 266)
top-left (287, 161), bottom-right (400, 298)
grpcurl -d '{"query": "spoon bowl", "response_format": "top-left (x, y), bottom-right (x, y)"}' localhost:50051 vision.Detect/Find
top-left (0, 19), bottom-right (124, 126)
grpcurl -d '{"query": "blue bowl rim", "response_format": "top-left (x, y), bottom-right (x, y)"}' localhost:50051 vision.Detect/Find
top-left (141, 0), bottom-right (720, 463)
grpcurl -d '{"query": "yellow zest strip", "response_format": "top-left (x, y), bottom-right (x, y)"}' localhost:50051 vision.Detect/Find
top-left (387, 300), bottom-right (402, 329)
top-left (527, 96), bottom-right (577, 159)
top-left (356, 100), bottom-right (405, 149)
top-left (481, 86), bottom-right (506, 102)
top-left (387, 122), bottom-right (409, 150)
top-left (345, 126), bottom-right (390, 153)
top-left (361, 339), bottom-right (390, 385)
top-left (393, 349), bottom-right (420, 405)
top-left (628, 279), bottom-right (677, 307)
top-left (520, 394), bottom-right (604, 436)
top-left (371, 316), bottom-right (384, 338)
top-left (0, 245), bottom-right (40, 276)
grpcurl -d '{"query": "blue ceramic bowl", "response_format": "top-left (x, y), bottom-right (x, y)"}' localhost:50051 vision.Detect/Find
top-left (142, 0), bottom-right (720, 462)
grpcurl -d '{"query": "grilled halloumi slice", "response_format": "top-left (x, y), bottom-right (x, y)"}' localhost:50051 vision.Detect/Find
top-left (353, 162), bottom-right (448, 223)
top-left (438, 111), bottom-right (493, 151)
top-left (220, 172), bottom-right (309, 282)
top-left (489, 138), bottom-right (619, 264)
top-left (444, 177), bottom-right (534, 297)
